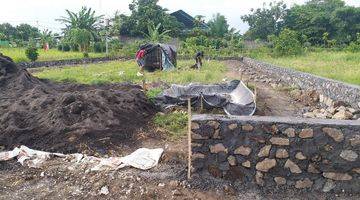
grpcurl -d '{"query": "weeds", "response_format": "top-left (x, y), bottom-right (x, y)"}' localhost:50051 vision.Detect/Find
top-left (153, 111), bottom-right (187, 139)
top-left (146, 88), bottom-right (163, 103)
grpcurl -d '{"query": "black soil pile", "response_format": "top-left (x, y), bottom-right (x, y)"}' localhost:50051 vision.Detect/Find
top-left (0, 54), bottom-right (156, 154)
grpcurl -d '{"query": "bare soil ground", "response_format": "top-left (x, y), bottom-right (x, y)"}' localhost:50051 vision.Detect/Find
top-left (0, 58), bottom-right (359, 199)
top-left (225, 60), bottom-right (307, 117)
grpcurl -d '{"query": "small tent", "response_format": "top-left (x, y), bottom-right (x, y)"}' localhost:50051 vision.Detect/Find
top-left (136, 43), bottom-right (177, 72)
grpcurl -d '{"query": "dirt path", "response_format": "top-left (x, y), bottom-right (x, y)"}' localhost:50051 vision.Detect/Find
top-left (224, 60), bottom-right (306, 117)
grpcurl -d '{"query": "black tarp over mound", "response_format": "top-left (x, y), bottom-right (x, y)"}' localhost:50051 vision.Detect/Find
top-left (155, 80), bottom-right (256, 116)
top-left (137, 43), bottom-right (177, 72)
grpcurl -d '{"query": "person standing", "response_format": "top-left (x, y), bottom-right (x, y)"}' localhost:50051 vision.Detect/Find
top-left (195, 51), bottom-right (204, 69)
top-left (191, 51), bottom-right (204, 69)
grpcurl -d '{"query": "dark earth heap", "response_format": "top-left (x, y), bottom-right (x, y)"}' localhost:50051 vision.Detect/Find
top-left (0, 54), bottom-right (155, 154)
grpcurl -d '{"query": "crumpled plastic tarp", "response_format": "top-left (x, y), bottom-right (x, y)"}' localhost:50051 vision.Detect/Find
top-left (90, 148), bottom-right (164, 171)
top-left (155, 80), bottom-right (256, 116)
top-left (0, 145), bottom-right (164, 171)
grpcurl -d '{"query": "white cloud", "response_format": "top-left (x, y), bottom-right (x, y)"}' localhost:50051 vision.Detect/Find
top-left (0, 0), bottom-right (358, 33)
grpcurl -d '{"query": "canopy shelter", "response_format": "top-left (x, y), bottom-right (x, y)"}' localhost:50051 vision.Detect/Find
top-left (155, 80), bottom-right (256, 116)
top-left (136, 43), bottom-right (177, 72)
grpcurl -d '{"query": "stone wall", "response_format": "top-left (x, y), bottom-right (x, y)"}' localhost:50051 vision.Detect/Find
top-left (191, 114), bottom-right (360, 192)
top-left (242, 57), bottom-right (360, 109)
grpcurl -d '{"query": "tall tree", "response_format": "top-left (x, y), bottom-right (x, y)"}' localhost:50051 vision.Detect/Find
top-left (331, 6), bottom-right (360, 43)
top-left (15, 24), bottom-right (40, 41)
top-left (208, 13), bottom-right (229, 37)
top-left (120, 0), bottom-right (183, 37)
top-left (283, 0), bottom-right (345, 45)
top-left (0, 23), bottom-right (16, 40)
top-left (241, 1), bottom-right (287, 40)
top-left (109, 11), bottom-right (123, 36)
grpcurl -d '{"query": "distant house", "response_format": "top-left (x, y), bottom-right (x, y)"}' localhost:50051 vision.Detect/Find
top-left (170, 10), bottom-right (209, 30)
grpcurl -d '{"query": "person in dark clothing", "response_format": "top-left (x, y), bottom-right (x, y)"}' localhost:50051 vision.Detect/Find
top-left (191, 51), bottom-right (204, 69)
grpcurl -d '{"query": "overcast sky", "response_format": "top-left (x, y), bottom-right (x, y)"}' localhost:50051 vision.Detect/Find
top-left (0, 0), bottom-right (359, 34)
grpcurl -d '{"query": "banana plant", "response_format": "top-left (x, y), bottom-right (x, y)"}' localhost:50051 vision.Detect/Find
top-left (57, 7), bottom-right (104, 40)
top-left (143, 23), bottom-right (171, 43)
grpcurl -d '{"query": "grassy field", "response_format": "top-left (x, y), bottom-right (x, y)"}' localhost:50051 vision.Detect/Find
top-left (34, 60), bottom-right (227, 85)
top-left (3, 47), bottom-right (359, 86)
top-left (0, 48), bottom-right (106, 62)
top-left (257, 50), bottom-right (360, 85)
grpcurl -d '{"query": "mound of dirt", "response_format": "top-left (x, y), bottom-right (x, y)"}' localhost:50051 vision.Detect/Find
top-left (0, 54), bottom-right (156, 154)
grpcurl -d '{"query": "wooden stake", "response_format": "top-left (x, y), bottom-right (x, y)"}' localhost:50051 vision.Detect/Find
top-left (187, 98), bottom-right (192, 180)
top-left (142, 79), bottom-right (146, 91)
top-left (200, 95), bottom-right (204, 113)
top-left (254, 87), bottom-right (257, 104)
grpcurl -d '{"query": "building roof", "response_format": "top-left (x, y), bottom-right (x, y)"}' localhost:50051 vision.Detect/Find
top-left (170, 10), bottom-right (208, 30)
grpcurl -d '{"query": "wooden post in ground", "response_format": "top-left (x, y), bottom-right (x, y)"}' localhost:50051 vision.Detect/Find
top-left (254, 87), bottom-right (257, 104)
top-left (187, 98), bottom-right (192, 180)
top-left (200, 95), bottom-right (204, 113)
top-left (142, 74), bottom-right (147, 92)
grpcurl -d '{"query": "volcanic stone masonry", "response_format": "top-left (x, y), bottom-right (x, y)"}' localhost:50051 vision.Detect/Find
top-left (191, 115), bottom-right (360, 193)
top-left (242, 57), bottom-right (360, 109)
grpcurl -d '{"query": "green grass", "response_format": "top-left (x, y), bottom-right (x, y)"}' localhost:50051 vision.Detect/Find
top-left (256, 50), bottom-right (360, 85)
top-left (0, 48), bottom-right (106, 62)
top-left (33, 60), bottom-right (227, 85)
top-left (146, 88), bottom-right (164, 103)
top-left (153, 111), bottom-right (188, 139)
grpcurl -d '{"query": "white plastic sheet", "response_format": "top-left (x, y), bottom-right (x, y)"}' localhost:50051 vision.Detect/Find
top-left (0, 146), bottom-right (164, 171)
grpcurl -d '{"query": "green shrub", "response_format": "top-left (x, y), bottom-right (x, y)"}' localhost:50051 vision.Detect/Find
top-left (109, 38), bottom-right (123, 53)
top-left (57, 43), bottom-right (71, 52)
top-left (93, 42), bottom-right (106, 53)
top-left (83, 52), bottom-right (89, 58)
top-left (185, 35), bottom-right (210, 47)
top-left (25, 47), bottom-right (39, 61)
top-left (179, 34), bottom-right (246, 58)
top-left (270, 29), bottom-right (304, 56)
top-left (346, 33), bottom-right (360, 52)
top-left (347, 43), bottom-right (360, 52)
top-left (120, 40), bottom-right (144, 57)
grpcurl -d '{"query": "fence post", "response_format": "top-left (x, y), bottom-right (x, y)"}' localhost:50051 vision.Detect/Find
top-left (200, 94), bottom-right (204, 113)
top-left (187, 98), bottom-right (192, 180)
top-left (254, 87), bottom-right (257, 104)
